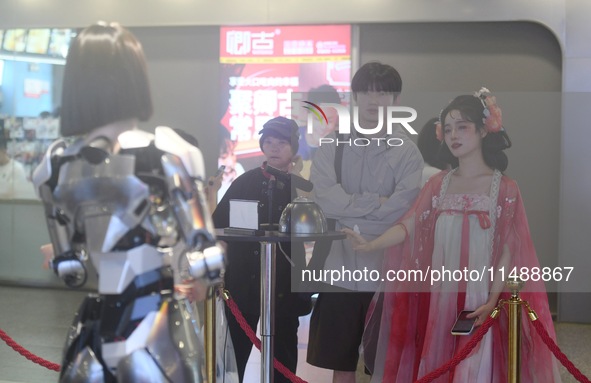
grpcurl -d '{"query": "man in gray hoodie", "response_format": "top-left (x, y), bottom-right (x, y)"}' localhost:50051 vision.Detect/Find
top-left (306, 62), bottom-right (423, 383)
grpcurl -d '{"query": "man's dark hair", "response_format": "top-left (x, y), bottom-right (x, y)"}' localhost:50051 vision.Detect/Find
top-left (308, 84), bottom-right (341, 105)
top-left (351, 62), bottom-right (402, 98)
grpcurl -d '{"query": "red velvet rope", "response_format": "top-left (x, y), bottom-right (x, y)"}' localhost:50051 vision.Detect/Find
top-left (415, 315), bottom-right (496, 383)
top-left (224, 295), bottom-right (308, 383)
top-left (0, 328), bottom-right (61, 372)
top-left (3, 297), bottom-right (588, 383)
top-left (529, 317), bottom-right (591, 383)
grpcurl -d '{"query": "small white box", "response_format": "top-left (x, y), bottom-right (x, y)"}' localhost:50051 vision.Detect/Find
top-left (229, 199), bottom-right (259, 229)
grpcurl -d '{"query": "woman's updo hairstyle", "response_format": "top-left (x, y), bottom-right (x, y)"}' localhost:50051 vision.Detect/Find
top-left (436, 89), bottom-right (511, 171)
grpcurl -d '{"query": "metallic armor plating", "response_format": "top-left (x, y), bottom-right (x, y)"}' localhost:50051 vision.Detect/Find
top-left (33, 126), bottom-right (225, 383)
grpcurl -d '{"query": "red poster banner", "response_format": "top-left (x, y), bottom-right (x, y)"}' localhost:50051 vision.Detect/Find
top-left (216, 24), bottom-right (351, 201)
top-left (220, 25), bottom-right (351, 63)
top-left (220, 63), bottom-right (301, 155)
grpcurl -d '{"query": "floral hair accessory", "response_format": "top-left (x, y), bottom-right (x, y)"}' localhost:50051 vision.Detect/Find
top-left (474, 87), bottom-right (503, 133)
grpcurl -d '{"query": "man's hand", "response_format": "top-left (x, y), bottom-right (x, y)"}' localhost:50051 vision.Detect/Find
top-left (40, 243), bottom-right (54, 269)
top-left (175, 279), bottom-right (208, 303)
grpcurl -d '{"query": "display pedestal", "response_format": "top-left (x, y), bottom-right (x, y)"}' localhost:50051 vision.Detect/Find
top-left (214, 229), bottom-right (345, 383)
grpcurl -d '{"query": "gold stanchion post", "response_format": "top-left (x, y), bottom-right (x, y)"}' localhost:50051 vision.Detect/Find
top-left (205, 285), bottom-right (217, 383)
top-left (506, 278), bottom-right (525, 383)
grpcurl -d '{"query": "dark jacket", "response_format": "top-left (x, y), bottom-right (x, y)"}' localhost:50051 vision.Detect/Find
top-left (212, 165), bottom-right (310, 316)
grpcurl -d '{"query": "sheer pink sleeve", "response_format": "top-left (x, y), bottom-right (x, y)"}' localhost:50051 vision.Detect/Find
top-left (363, 171), bottom-right (445, 380)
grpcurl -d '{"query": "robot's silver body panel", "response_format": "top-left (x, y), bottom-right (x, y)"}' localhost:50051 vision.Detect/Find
top-left (33, 126), bottom-right (224, 382)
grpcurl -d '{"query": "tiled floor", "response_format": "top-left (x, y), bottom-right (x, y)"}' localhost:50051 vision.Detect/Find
top-left (242, 314), bottom-right (335, 383)
top-left (0, 285), bottom-right (590, 383)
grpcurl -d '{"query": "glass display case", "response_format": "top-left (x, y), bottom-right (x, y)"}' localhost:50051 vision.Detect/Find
top-left (0, 27), bottom-right (74, 200)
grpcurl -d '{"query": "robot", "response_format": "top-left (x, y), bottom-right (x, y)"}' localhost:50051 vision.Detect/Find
top-left (33, 126), bottom-right (225, 382)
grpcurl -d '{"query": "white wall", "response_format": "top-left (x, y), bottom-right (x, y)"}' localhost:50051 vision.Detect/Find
top-left (560, 0), bottom-right (591, 322)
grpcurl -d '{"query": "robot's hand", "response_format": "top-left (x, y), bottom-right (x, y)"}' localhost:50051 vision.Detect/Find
top-left (185, 244), bottom-right (225, 284)
top-left (50, 252), bottom-right (88, 288)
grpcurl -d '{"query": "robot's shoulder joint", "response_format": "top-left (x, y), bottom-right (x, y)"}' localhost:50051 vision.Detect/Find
top-left (32, 139), bottom-right (69, 192)
top-left (154, 126), bottom-right (205, 180)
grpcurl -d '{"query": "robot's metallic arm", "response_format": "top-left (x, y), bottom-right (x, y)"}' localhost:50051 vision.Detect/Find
top-left (156, 127), bottom-right (225, 284)
top-left (32, 139), bottom-right (87, 288)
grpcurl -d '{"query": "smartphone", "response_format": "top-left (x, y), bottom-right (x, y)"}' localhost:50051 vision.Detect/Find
top-left (451, 310), bottom-right (476, 335)
top-left (215, 165), bottom-right (226, 177)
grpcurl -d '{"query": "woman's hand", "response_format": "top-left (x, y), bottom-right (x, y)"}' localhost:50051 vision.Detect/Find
top-left (205, 172), bottom-right (224, 212)
top-left (206, 172), bottom-right (223, 196)
top-left (342, 228), bottom-right (373, 252)
top-left (467, 300), bottom-right (497, 327)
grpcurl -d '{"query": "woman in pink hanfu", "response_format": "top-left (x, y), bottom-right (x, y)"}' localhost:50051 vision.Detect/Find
top-left (345, 89), bottom-right (562, 383)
